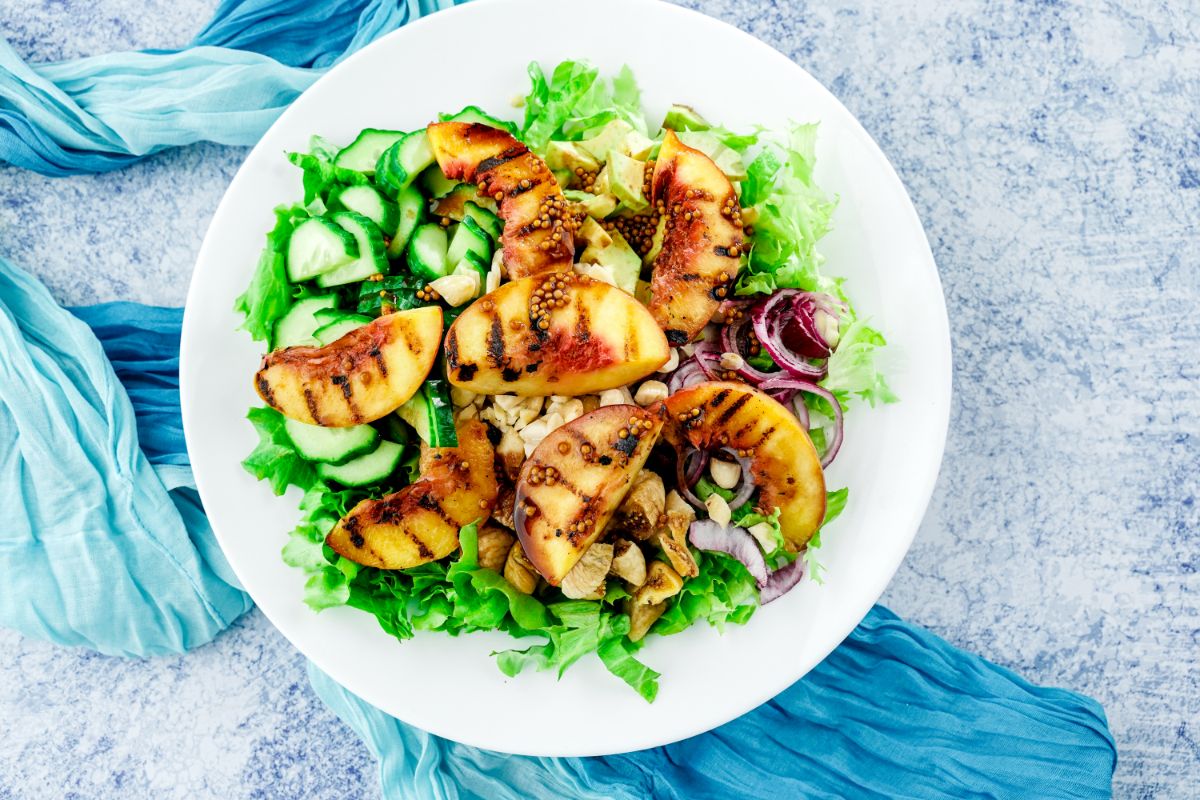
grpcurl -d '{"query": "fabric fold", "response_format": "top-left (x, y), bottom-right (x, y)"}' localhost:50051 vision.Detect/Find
top-left (0, 256), bottom-right (251, 655)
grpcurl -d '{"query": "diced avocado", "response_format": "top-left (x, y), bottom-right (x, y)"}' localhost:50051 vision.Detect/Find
top-left (581, 230), bottom-right (641, 295)
top-left (621, 129), bottom-right (656, 160)
top-left (546, 140), bottom-right (601, 173)
top-left (677, 131), bottom-right (747, 181)
top-left (578, 119), bottom-right (635, 162)
top-left (551, 168), bottom-right (574, 189)
top-left (565, 190), bottom-right (619, 219)
top-left (607, 150), bottom-right (648, 212)
top-left (662, 104), bottom-right (711, 132)
top-left (593, 163), bottom-right (612, 195)
top-left (635, 278), bottom-right (652, 306)
top-left (578, 216), bottom-right (612, 249)
top-left (643, 215), bottom-right (667, 266)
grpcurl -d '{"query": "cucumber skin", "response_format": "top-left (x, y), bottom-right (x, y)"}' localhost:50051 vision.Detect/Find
top-left (285, 217), bottom-right (359, 283)
top-left (272, 295), bottom-right (338, 349)
top-left (284, 418), bottom-right (379, 465)
top-left (315, 212), bottom-right (388, 288)
top-left (318, 440), bottom-right (405, 487)
top-left (386, 185), bottom-right (427, 260)
top-left (406, 224), bottom-right (450, 282)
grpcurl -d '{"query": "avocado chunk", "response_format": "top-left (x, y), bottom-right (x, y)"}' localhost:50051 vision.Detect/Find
top-left (546, 140), bottom-right (601, 174)
top-left (581, 229), bottom-right (641, 295)
top-left (565, 189), bottom-right (619, 220)
top-left (621, 129), bottom-right (656, 160)
top-left (578, 119), bottom-right (636, 162)
top-left (607, 150), bottom-right (649, 212)
top-left (662, 104), bottom-right (710, 132)
top-left (577, 216), bottom-right (613, 249)
top-left (677, 131), bottom-right (748, 181)
top-left (642, 214), bottom-right (667, 266)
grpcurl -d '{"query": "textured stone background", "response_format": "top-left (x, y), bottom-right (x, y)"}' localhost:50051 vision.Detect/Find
top-left (1, 0), bottom-right (1197, 797)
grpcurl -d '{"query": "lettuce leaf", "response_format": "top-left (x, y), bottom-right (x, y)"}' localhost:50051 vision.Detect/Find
top-left (286, 150), bottom-right (370, 207)
top-left (241, 407), bottom-right (317, 495)
top-left (824, 319), bottom-right (897, 407)
top-left (233, 204), bottom-right (306, 343)
top-left (655, 551), bottom-right (760, 635)
top-left (521, 60), bottom-right (649, 151)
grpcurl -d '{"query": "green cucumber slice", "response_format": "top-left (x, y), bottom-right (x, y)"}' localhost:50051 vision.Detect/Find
top-left (313, 313), bottom-right (372, 345)
top-left (285, 217), bottom-right (359, 282)
top-left (419, 165), bottom-right (460, 199)
top-left (284, 418), bottom-right (379, 464)
top-left (333, 129), bottom-right (406, 174)
top-left (317, 440), bottom-right (405, 487)
top-left (463, 201), bottom-right (503, 242)
top-left (406, 223), bottom-right (451, 281)
top-left (375, 131), bottom-right (435, 196)
top-left (439, 105), bottom-right (520, 137)
top-left (331, 184), bottom-right (400, 235)
top-left (446, 216), bottom-right (492, 266)
top-left (272, 295), bottom-right (339, 348)
top-left (397, 379), bottom-right (457, 447)
top-left (386, 185), bottom-right (427, 260)
top-left (315, 212), bottom-right (389, 288)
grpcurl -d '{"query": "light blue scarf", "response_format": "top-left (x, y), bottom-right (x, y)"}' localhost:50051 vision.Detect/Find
top-left (0, 1), bottom-right (1117, 796)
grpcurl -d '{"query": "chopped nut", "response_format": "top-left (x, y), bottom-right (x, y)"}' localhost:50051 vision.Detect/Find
top-left (450, 386), bottom-right (478, 408)
top-left (633, 380), bottom-right (669, 407)
top-left (635, 561), bottom-right (684, 605)
top-left (487, 250), bottom-right (504, 293)
top-left (428, 273), bottom-right (480, 307)
top-left (719, 351), bottom-right (745, 371)
top-left (617, 471), bottom-right (665, 538)
top-left (661, 348), bottom-right (680, 373)
top-left (626, 598), bottom-right (666, 642)
top-left (477, 525), bottom-right (516, 572)
top-left (497, 429), bottom-right (525, 481)
top-left (575, 262), bottom-right (617, 286)
top-left (558, 398), bottom-right (585, 423)
top-left (708, 458), bottom-right (740, 490)
top-left (561, 542), bottom-right (613, 599)
top-left (598, 387), bottom-right (634, 407)
top-left (746, 521), bottom-right (776, 552)
top-left (456, 404), bottom-right (479, 422)
top-left (515, 396), bottom-right (545, 428)
top-left (518, 418), bottom-right (551, 456)
top-left (494, 394), bottom-right (525, 413)
top-left (610, 538), bottom-right (647, 587)
top-left (492, 485), bottom-right (516, 529)
top-left (705, 493), bottom-right (732, 528)
top-left (504, 541), bottom-right (539, 594)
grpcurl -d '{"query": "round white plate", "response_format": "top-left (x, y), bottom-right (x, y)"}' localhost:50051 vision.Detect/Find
top-left (181, 0), bottom-right (951, 758)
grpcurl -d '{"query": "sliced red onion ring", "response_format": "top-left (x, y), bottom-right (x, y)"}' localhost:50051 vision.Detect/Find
top-left (666, 357), bottom-right (707, 393)
top-left (750, 290), bottom-right (834, 379)
top-left (718, 447), bottom-right (756, 509)
top-left (760, 557), bottom-right (807, 604)
top-left (688, 520), bottom-right (770, 586)
top-left (759, 377), bottom-right (845, 467)
top-left (675, 446), bottom-right (709, 509)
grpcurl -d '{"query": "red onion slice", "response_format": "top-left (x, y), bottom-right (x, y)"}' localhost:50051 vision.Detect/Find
top-left (758, 377), bottom-right (845, 467)
top-left (750, 290), bottom-right (834, 379)
top-left (688, 520), bottom-right (770, 586)
top-left (718, 447), bottom-right (757, 509)
top-left (760, 557), bottom-right (807, 604)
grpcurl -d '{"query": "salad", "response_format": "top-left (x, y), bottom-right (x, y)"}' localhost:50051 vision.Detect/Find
top-left (236, 60), bottom-right (892, 701)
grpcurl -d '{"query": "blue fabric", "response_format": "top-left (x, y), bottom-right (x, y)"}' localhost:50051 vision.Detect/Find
top-left (0, 256), bottom-right (252, 656)
top-left (311, 607), bottom-right (1117, 799)
top-left (0, 0), bottom-right (463, 176)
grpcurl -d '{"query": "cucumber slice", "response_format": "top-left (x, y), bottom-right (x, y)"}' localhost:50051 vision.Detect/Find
top-left (313, 313), bottom-right (372, 345)
top-left (406, 223), bottom-right (451, 281)
top-left (317, 440), bottom-right (404, 487)
top-left (285, 418), bottom-right (379, 464)
top-left (439, 105), bottom-right (520, 137)
top-left (397, 379), bottom-right (457, 447)
top-left (331, 184), bottom-right (399, 235)
top-left (386, 185), bottom-right (427, 260)
top-left (419, 165), bottom-right (460, 199)
top-left (312, 307), bottom-right (344, 325)
top-left (463, 201), bottom-right (503, 242)
top-left (447, 216), bottom-right (492, 266)
top-left (272, 295), bottom-right (338, 348)
top-left (333, 129), bottom-right (406, 174)
top-left (316, 212), bottom-right (389, 288)
top-left (375, 131), bottom-right (435, 196)
top-left (453, 251), bottom-right (489, 283)
top-left (286, 217), bottom-right (359, 282)
top-left (431, 184), bottom-right (478, 221)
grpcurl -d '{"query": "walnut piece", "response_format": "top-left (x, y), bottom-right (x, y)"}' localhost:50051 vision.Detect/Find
top-left (617, 470), bottom-right (665, 539)
top-left (634, 561), bottom-right (684, 606)
top-left (477, 525), bottom-right (515, 573)
top-left (610, 538), bottom-right (647, 587)
top-left (561, 542), bottom-right (613, 600)
top-left (504, 541), bottom-right (539, 594)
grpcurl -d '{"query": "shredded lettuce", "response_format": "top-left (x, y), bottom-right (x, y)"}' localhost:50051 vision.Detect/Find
top-left (287, 151), bottom-right (370, 207)
top-left (824, 319), bottom-right (897, 407)
top-left (241, 407), bottom-right (317, 495)
top-left (655, 551), bottom-right (760, 635)
top-left (521, 60), bottom-right (648, 152)
top-left (233, 204), bottom-right (306, 343)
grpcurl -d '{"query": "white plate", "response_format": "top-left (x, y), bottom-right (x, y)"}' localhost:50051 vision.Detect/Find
top-left (180, 0), bottom-right (951, 757)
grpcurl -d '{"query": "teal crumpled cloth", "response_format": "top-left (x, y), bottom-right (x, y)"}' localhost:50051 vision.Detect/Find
top-left (0, 0), bottom-right (462, 175)
top-left (0, 248), bottom-right (1117, 796)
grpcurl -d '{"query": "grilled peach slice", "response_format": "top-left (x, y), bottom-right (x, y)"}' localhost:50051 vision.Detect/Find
top-left (255, 307), bottom-right (441, 427)
top-left (648, 130), bottom-right (744, 344)
top-left (326, 419), bottom-right (498, 569)
top-left (426, 121), bottom-right (574, 279)
top-left (660, 381), bottom-right (825, 548)
top-left (514, 405), bottom-right (665, 585)
top-left (444, 272), bottom-right (669, 396)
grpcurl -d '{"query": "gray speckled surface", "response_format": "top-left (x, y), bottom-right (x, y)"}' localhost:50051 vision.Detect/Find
top-left (1, 0), bottom-right (1197, 797)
